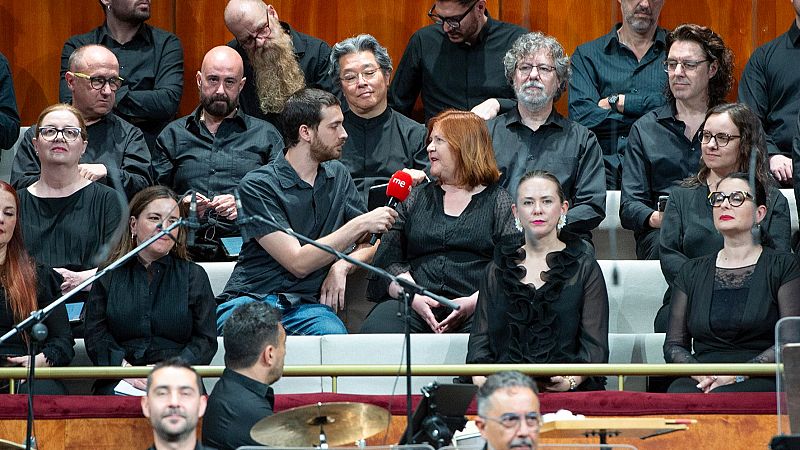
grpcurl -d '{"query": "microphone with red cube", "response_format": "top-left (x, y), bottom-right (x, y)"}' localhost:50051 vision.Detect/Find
top-left (369, 170), bottom-right (413, 245)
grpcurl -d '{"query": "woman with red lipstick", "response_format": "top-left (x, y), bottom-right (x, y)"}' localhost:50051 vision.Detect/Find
top-left (657, 103), bottom-right (791, 332)
top-left (84, 186), bottom-right (217, 395)
top-left (0, 181), bottom-right (75, 394)
top-left (663, 173), bottom-right (800, 393)
top-left (467, 171), bottom-right (609, 392)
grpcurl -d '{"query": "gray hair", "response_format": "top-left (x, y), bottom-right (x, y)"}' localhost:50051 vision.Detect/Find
top-left (477, 371), bottom-right (539, 416)
top-left (329, 34), bottom-right (393, 84)
top-left (503, 32), bottom-right (571, 101)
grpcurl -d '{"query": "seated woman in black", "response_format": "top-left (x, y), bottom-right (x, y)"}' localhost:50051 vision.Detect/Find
top-left (360, 110), bottom-right (520, 334)
top-left (0, 181), bottom-right (74, 394)
top-left (664, 173), bottom-right (800, 393)
top-left (467, 171), bottom-right (608, 391)
top-left (85, 186), bottom-right (217, 395)
top-left (657, 103), bottom-right (790, 332)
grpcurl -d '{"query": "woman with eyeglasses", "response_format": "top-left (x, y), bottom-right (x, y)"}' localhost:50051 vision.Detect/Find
top-left (620, 24), bottom-right (734, 261)
top-left (656, 103), bottom-right (790, 332)
top-left (663, 172), bottom-right (800, 393)
top-left (18, 104), bottom-right (124, 334)
top-left (84, 186), bottom-right (217, 395)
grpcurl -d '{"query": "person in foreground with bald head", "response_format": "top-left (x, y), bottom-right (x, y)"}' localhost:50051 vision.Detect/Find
top-left (12, 44), bottom-right (152, 200)
top-left (153, 45), bottom-right (283, 261)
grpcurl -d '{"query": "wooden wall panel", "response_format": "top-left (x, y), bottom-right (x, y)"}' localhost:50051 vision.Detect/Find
top-left (1, 0), bottom-right (796, 124)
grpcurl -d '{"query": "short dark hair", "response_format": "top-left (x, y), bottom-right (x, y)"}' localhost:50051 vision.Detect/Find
top-left (476, 371), bottom-right (538, 416)
top-left (280, 88), bottom-right (340, 148)
top-left (146, 357), bottom-right (203, 393)
top-left (665, 23), bottom-right (734, 107)
top-left (223, 301), bottom-right (283, 370)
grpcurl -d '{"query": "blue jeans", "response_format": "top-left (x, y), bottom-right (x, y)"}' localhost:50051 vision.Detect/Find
top-left (216, 294), bottom-right (347, 336)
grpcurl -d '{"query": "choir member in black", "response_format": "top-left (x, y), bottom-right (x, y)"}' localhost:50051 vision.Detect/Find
top-left (360, 110), bottom-right (520, 334)
top-left (467, 171), bottom-right (608, 391)
top-left (657, 103), bottom-right (791, 332)
top-left (0, 181), bottom-right (74, 394)
top-left (18, 104), bottom-right (123, 317)
top-left (0, 51), bottom-right (20, 149)
top-left (664, 173), bottom-right (800, 393)
top-left (84, 186), bottom-right (217, 395)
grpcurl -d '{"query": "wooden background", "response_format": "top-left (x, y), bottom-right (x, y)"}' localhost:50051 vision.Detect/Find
top-left (0, 0), bottom-right (796, 125)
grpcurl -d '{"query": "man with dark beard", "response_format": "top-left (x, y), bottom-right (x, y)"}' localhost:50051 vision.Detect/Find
top-left (215, 88), bottom-right (398, 336)
top-left (60, 0), bottom-right (184, 152)
top-left (487, 32), bottom-right (605, 242)
top-left (224, 0), bottom-right (339, 127)
top-left (569, 0), bottom-right (667, 189)
top-left (153, 46), bottom-right (283, 261)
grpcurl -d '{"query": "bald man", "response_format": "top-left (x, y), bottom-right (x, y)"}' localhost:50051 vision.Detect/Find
top-left (12, 44), bottom-right (152, 199)
top-left (223, 0), bottom-right (339, 127)
top-left (153, 45), bottom-right (283, 261)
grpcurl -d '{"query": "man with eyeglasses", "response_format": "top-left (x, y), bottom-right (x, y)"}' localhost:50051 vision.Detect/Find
top-left (487, 32), bottom-right (605, 242)
top-left (0, 51), bottom-right (20, 151)
top-left (569, 0), bottom-right (668, 189)
top-left (330, 35), bottom-right (429, 204)
top-left (224, 0), bottom-right (339, 128)
top-left (59, 0), bottom-right (183, 153)
top-left (740, 0), bottom-right (800, 188)
top-left (389, 0), bottom-right (526, 123)
top-left (475, 371), bottom-right (540, 450)
top-left (153, 46), bottom-right (283, 261)
top-left (620, 24), bottom-right (733, 261)
top-left (12, 44), bottom-right (151, 200)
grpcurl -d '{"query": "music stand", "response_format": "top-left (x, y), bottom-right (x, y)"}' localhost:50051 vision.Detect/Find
top-left (399, 383), bottom-right (477, 449)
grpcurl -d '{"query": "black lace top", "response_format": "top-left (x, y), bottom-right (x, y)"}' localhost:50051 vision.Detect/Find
top-left (467, 232), bottom-right (609, 370)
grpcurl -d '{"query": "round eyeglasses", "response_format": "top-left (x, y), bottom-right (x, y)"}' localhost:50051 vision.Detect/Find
top-left (72, 72), bottom-right (124, 91)
top-left (700, 130), bottom-right (742, 147)
top-left (708, 190), bottom-right (753, 208)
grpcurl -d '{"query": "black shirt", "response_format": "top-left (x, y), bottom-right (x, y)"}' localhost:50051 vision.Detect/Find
top-left (202, 368), bottom-right (275, 450)
top-left (568, 24), bottom-right (668, 188)
top-left (229, 22), bottom-right (339, 124)
top-left (219, 152), bottom-right (365, 304)
top-left (12, 113), bottom-right (153, 200)
top-left (60, 23), bottom-right (184, 149)
top-left (620, 103), bottom-right (702, 236)
top-left (84, 254), bottom-right (217, 366)
top-left (738, 21), bottom-right (800, 156)
top-left (487, 108), bottom-right (606, 236)
top-left (389, 16), bottom-right (526, 122)
top-left (341, 107), bottom-right (429, 204)
top-left (147, 443), bottom-right (216, 450)
top-left (153, 106), bottom-right (283, 239)
top-left (0, 265), bottom-right (75, 366)
top-left (0, 51), bottom-right (20, 149)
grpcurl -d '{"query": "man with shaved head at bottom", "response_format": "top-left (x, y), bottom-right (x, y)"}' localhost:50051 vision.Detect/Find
top-left (153, 45), bottom-right (283, 261)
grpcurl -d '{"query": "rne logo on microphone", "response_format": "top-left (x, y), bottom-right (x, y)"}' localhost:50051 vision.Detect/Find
top-left (390, 178), bottom-right (407, 188)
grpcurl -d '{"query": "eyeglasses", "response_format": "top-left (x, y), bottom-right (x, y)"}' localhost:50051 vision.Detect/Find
top-left (340, 68), bottom-right (381, 86)
top-left (700, 130), bottom-right (741, 147)
top-left (72, 72), bottom-right (124, 91)
top-left (480, 412), bottom-right (540, 430)
top-left (663, 59), bottom-right (711, 73)
top-left (708, 190), bottom-right (754, 208)
top-left (239, 21), bottom-right (272, 49)
top-left (427, 0), bottom-right (479, 30)
top-left (516, 63), bottom-right (556, 77)
top-left (37, 126), bottom-right (83, 142)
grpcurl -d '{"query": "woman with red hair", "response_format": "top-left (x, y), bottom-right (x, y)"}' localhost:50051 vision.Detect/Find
top-left (0, 181), bottom-right (75, 394)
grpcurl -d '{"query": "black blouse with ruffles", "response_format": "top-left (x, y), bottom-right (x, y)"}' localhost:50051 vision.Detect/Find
top-left (467, 233), bottom-right (609, 387)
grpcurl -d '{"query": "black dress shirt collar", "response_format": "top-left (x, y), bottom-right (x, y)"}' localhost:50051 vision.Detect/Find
top-left (275, 151), bottom-right (335, 190)
top-left (503, 106), bottom-right (566, 130)
top-left (788, 20), bottom-right (800, 47)
top-left (345, 105), bottom-right (392, 128)
top-left (222, 368), bottom-right (273, 400)
top-left (98, 22), bottom-right (153, 46)
top-left (281, 21), bottom-right (307, 57)
top-left (602, 23), bottom-right (667, 53)
top-left (185, 106), bottom-right (249, 134)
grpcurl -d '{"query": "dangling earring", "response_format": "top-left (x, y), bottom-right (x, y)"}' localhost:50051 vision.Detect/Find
top-left (514, 217), bottom-right (523, 232)
top-left (557, 214), bottom-right (567, 232)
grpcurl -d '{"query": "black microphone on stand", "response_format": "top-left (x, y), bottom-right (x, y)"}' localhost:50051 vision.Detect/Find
top-left (187, 192), bottom-right (199, 246)
top-left (369, 170), bottom-right (413, 245)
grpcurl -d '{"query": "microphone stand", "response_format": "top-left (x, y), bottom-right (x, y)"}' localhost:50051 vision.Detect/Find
top-left (236, 194), bottom-right (458, 444)
top-left (0, 219), bottom-right (188, 450)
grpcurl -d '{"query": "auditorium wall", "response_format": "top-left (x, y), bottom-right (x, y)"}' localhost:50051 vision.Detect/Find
top-left (0, 0), bottom-right (795, 124)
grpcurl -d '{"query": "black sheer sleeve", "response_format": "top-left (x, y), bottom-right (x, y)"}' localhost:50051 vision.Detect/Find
top-left (577, 260), bottom-right (609, 363)
top-left (38, 267), bottom-right (75, 366)
top-left (750, 260), bottom-right (800, 364)
top-left (663, 275), bottom-right (698, 364)
top-left (466, 264), bottom-right (498, 364)
top-left (177, 263), bottom-right (218, 365)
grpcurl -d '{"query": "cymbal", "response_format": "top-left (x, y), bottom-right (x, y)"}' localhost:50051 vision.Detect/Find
top-left (251, 402), bottom-right (391, 447)
top-left (0, 439), bottom-right (24, 449)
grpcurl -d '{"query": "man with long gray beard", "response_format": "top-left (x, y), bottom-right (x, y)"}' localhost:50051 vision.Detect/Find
top-left (487, 32), bottom-right (605, 241)
top-left (223, 0), bottom-right (339, 127)
top-left (153, 46), bottom-right (283, 261)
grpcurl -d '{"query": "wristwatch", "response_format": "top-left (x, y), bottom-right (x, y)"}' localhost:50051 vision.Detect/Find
top-left (607, 94), bottom-right (620, 112)
top-left (734, 375), bottom-right (747, 383)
